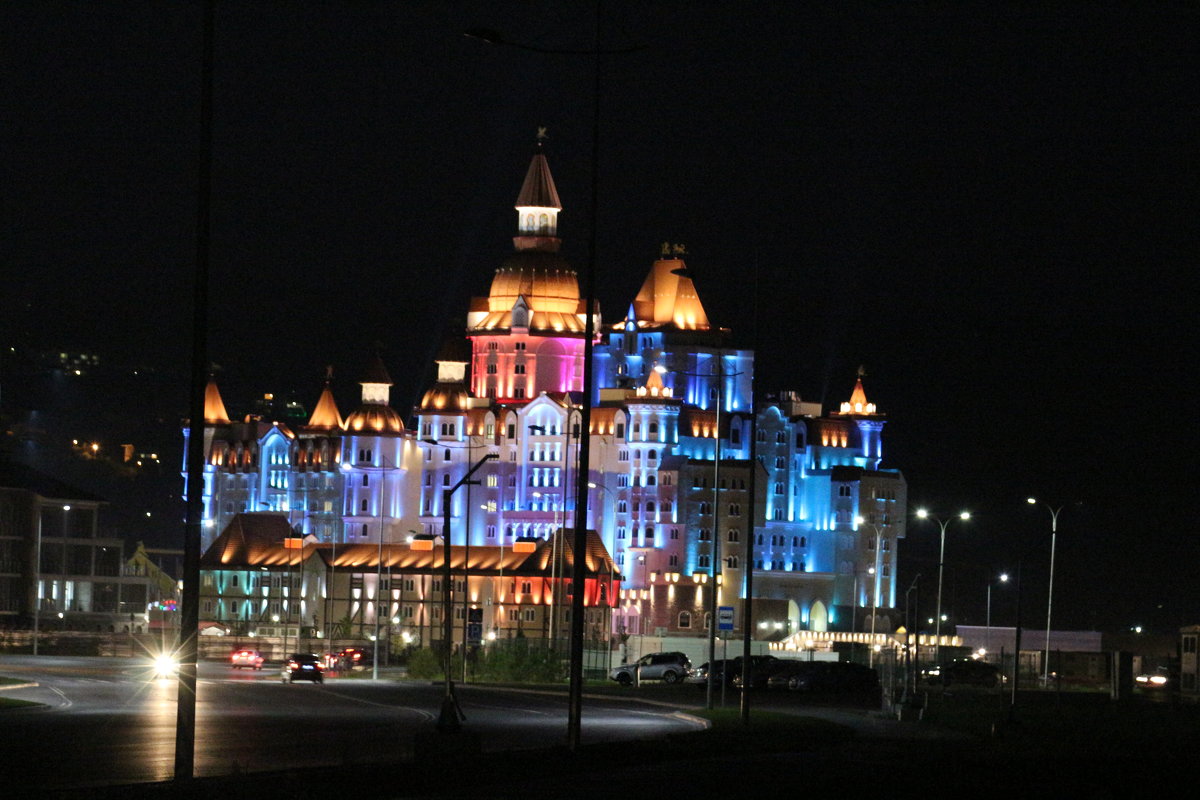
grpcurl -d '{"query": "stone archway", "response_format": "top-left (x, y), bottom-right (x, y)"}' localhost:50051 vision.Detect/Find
top-left (809, 599), bottom-right (828, 632)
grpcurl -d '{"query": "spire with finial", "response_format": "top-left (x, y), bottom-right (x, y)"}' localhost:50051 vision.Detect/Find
top-left (514, 126), bottom-right (562, 250)
top-left (839, 367), bottom-right (877, 415)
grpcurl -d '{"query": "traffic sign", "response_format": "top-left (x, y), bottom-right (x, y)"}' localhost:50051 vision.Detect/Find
top-left (717, 606), bottom-right (735, 631)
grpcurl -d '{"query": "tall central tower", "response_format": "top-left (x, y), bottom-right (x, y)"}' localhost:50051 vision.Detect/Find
top-left (465, 141), bottom-right (595, 401)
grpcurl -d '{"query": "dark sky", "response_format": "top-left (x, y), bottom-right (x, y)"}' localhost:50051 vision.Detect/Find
top-left (2, 2), bottom-right (1195, 633)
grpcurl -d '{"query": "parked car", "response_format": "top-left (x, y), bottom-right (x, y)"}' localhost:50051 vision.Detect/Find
top-left (230, 648), bottom-right (264, 670)
top-left (775, 661), bottom-right (881, 694)
top-left (610, 652), bottom-right (691, 685)
top-left (336, 647), bottom-right (372, 670)
top-left (925, 659), bottom-right (1002, 688)
top-left (1135, 666), bottom-right (1170, 689)
top-left (282, 653), bottom-right (325, 684)
top-left (765, 660), bottom-right (821, 690)
top-left (689, 655), bottom-right (783, 687)
top-left (732, 657), bottom-right (797, 689)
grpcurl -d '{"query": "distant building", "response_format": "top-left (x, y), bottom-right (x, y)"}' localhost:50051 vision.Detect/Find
top-left (197, 512), bottom-right (614, 651)
top-left (185, 137), bottom-right (908, 644)
top-left (0, 461), bottom-right (169, 632)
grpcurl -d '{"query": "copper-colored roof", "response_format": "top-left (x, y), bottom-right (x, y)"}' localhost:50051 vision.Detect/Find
top-left (199, 514), bottom-right (317, 568)
top-left (623, 257), bottom-right (711, 331)
top-left (513, 530), bottom-right (616, 578)
top-left (307, 382), bottom-right (344, 429)
top-left (418, 382), bottom-right (471, 412)
top-left (515, 151), bottom-right (562, 209)
top-left (589, 406), bottom-right (620, 435)
top-left (204, 379), bottom-right (231, 424)
top-left (345, 404), bottom-right (406, 433)
top-left (311, 530), bottom-right (614, 577)
top-left (849, 377), bottom-right (868, 408)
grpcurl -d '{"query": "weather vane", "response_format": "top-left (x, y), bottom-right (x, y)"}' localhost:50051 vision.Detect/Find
top-left (536, 126), bottom-right (548, 141)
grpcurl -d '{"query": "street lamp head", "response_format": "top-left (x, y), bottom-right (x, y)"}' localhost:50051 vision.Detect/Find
top-left (63, 504), bottom-right (71, 511)
top-left (999, 573), bottom-right (1009, 582)
top-left (916, 508), bottom-right (929, 519)
top-left (1027, 497), bottom-right (1037, 505)
top-left (959, 511), bottom-right (971, 521)
top-left (587, 482), bottom-right (597, 488)
top-left (855, 515), bottom-right (865, 525)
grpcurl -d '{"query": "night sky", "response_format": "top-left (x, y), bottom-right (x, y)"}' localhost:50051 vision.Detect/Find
top-left (2, 2), bottom-right (1195, 633)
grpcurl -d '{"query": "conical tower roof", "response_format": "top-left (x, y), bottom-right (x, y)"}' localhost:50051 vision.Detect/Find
top-left (516, 147), bottom-right (562, 209)
top-left (204, 378), bottom-right (231, 424)
top-left (360, 353), bottom-right (393, 386)
top-left (306, 368), bottom-right (344, 430)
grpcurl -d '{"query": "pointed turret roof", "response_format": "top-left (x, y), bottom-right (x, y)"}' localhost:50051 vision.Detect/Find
top-left (516, 146), bottom-right (562, 209)
top-left (204, 378), bottom-right (231, 424)
top-left (849, 378), bottom-right (869, 409)
top-left (360, 353), bottom-right (393, 386)
top-left (837, 371), bottom-right (879, 416)
top-left (306, 367), bottom-right (344, 430)
top-left (622, 250), bottom-right (711, 331)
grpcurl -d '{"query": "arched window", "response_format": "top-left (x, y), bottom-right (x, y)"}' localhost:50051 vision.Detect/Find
top-left (726, 555), bottom-right (739, 569)
top-left (538, 212), bottom-right (549, 232)
top-left (647, 449), bottom-right (657, 461)
top-left (649, 423), bottom-right (659, 436)
top-left (360, 499), bottom-right (368, 512)
top-left (698, 554), bottom-right (710, 568)
top-left (647, 475), bottom-right (657, 486)
top-left (646, 501), bottom-right (656, 513)
top-left (678, 611), bottom-right (692, 629)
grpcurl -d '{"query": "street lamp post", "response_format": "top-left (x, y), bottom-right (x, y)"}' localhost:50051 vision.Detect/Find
top-left (1027, 498), bottom-right (1065, 684)
top-left (855, 516), bottom-right (885, 667)
top-left (916, 508), bottom-right (970, 664)
top-left (986, 572), bottom-right (1009, 659)
top-left (438, 452), bottom-right (497, 733)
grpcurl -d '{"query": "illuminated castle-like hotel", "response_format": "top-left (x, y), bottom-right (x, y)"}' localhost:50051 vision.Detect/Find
top-left (186, 142), bottom-right (907, 648)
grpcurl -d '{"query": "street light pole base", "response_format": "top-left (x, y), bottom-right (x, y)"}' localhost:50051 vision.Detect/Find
top-left (436, 683), bottom-right (464, 733)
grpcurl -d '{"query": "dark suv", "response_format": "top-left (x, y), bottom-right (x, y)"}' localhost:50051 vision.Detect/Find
top-left (282, 653), bottom-right (325, 684)
top-left (925, 659), bottom-right (1002, 688)
top-left (610, 652), bottom-right (691, 685)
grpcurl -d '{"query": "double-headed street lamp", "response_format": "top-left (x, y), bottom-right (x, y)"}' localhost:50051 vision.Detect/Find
top-left (438, 452), bottom-right (498, 733)
top-left (1027, 497), bottom-right (1066, 683)
top-left (915, 507), bottom-right (970, 663)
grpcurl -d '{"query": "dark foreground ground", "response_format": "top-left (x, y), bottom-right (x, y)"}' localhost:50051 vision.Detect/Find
top-left (29, 686), bottom-right (1198, 799)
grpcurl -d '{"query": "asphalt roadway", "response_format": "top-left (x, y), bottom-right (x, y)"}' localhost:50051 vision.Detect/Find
top-left (0, 655), bottom-right (703, 792)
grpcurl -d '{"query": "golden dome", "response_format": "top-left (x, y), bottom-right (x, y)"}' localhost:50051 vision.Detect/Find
top-left (419, 383), bottom-right (471, 412)
top-left (487, 251), bottom-right (579, 315)
top-left (344, 404), bottom-right (405, 433)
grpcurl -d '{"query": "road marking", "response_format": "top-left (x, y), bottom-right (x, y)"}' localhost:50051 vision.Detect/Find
top-left (49, 686), bottom-right (72, 710)
top-left (313, 687), bottom-right (435, 720)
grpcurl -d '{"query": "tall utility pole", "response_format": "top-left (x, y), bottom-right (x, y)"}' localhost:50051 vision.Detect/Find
top-left (176, 0), bottom-right (214, 782)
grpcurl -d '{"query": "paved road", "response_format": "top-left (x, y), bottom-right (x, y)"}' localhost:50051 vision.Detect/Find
top-left (0, 656), bottom-right (703, 790)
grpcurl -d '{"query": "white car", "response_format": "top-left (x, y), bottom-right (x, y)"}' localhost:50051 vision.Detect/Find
top-left (610, 652), bottom-right (691, 685)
